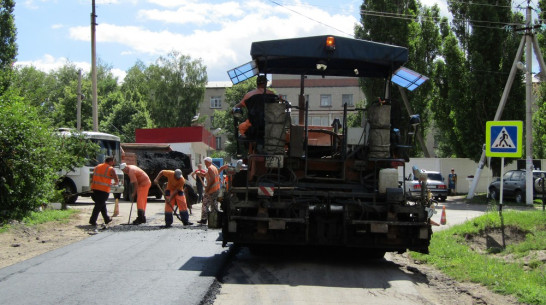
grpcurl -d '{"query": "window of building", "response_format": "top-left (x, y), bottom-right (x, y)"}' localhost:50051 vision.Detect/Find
top-left (215, 136), bottom-right (222, 150)
top-left (210, 96), bottom-right (222, 108)
top-left (320, 94), bottom-right (332, 107)
top-left (291, 116), bottom-right (299, 125)
top-left (210, 116), bottom-right (215, 127)
top-left (342, 94), bottom-right (354, 107)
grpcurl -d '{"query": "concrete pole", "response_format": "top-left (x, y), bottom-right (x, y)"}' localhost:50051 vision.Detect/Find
top-left (91, 0), bottom-right (98, 132)
top-left (525, 5), bottom-right (534, 205)
top-left (77, 69), bottom-right (82, 131)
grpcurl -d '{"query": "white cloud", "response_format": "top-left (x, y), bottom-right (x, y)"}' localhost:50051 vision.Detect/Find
top-left (138, 1), bottom-right (244, 25)
top-left (15, 54), bottom-right (90, 74)
top-left (66, 0), bottom-right (358, 81)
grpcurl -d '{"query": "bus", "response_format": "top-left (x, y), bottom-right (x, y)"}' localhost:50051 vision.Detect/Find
top-left (57, 128), bottom-right (124, 205)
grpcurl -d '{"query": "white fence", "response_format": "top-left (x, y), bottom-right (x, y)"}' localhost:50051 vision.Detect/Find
top-left (399, 158), bottom-right (546, 195)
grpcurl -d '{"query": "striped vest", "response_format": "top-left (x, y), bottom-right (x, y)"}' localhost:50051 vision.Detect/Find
top-left (91, 163), bottom-right (113, 193)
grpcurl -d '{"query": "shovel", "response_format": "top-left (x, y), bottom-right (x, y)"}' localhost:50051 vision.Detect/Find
top-left (127, 200), bottom-right (134, 225)
top-left (156, 182), bottom-right (183, 222)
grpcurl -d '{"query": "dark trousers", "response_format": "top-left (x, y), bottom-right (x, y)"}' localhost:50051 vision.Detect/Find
top-left (196, 181), bottom-right (203, 202)
top-left (90, 190), bottom-right (110, 224)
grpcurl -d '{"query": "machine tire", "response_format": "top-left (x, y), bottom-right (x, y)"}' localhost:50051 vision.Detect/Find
top-left (58, 180), bottom-right (77, 205)
top-left (514, 190), bottom-right (523, 204)
top-left (489, 188), bottom-right (498, 200)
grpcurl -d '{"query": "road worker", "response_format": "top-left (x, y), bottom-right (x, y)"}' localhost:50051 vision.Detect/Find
top-left (198, 157), bottom-right (220, 225)
top-left (233, 74), bottom-right (276, 138)
top-left (191, 164), bottom-right (206, 203)
top-left (154, 169), bottom-right (192, 227)
top-left (89, 156), bottom-right (119, 226)
top-left (120, 163), bottom-right (151, 225)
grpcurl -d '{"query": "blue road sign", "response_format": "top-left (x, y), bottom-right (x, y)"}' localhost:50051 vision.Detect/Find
top-left (485, 121), bottom-right (522, 157)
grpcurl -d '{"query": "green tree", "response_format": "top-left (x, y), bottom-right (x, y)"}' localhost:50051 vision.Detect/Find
top-left (11, 66), bottom-right (57, 116)
top-left (0, 89), bottom-right (98, 221)
top-left (355, 0), bottom-right (442, 156)
top-left (145, 51), bottom-right (207, 127)
top-left (442, 0), bottom-right (525, 162)
top-left (0, 0), bottom-right (17, 94)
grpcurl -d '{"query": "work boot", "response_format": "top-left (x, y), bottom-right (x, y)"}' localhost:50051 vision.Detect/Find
top-left (105, 217), bottom-right (112, 225)
top-left (197, 219), bottom-right (207, 225)
top-left (141, 210), bottom-right (146, 224)
top-left (133, 210), bottom-right (146, 225)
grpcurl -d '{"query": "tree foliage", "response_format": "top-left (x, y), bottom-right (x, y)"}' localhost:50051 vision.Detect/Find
top-left (0, 89), bottom-right (98, 222)
top-left (0, 0), bottom-right (16, 93)
top-left (355, 0), bottom-right (442, 156)
top-left (146, 51), bottom-right (207, 128)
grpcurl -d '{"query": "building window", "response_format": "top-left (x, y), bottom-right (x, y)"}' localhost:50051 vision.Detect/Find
top-left (215, 136), bottom-right (222, 150)
top-left (291, 116), bottom-right (299, 125)
top-left (342, 94), bottom-right (354, 107)
top-left (320, 94), bottom-right (332, 107)
top-left (210, 96), bottom-right (222, 108)
top-left (210, 116), bottom-right (215, 128)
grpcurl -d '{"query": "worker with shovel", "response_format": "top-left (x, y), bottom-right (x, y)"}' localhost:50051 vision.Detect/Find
top-left (154, 169), bottom-right (192, 227)
top-left (120, 163), bottom-right (151, 225)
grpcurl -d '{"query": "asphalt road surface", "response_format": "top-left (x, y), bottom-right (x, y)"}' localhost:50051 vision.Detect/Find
top-left (0, 195), bottom-right (495, 305)
top-left (0, 196), bottom-right (229, 305)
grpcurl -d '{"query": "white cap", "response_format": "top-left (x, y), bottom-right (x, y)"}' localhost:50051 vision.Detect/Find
top-left (204, 157), bottom-right (212, 163)
top-left (120, 163), bottom-right (127, 170)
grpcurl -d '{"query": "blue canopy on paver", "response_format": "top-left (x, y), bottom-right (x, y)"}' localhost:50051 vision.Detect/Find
top-left (249, 35), bottom-right (408, 78)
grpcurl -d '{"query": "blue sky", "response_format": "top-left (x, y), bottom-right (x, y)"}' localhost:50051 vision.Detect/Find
top-left (13, 1), bottom-right (452, 82)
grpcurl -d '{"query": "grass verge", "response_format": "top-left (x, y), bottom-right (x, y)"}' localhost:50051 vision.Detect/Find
top-left (411, 209), bottom-right (546, 305)
top-left (0, 209), bottom-right (79, 233)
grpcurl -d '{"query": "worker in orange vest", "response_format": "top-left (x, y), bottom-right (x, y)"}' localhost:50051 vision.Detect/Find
top-left (120, 163), bottom-right (151, 225)
top-left (89, 156), bottom-right (119, 226)
top-left (154, 169), bottom-right (192, 227)
top-left (197, 157), bottom-right (220, 225)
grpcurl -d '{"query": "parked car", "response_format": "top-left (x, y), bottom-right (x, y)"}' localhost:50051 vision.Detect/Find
top-left (406, 170), bottom-right (448, 202)
top-left (488, 170), bottom-right (546, 203)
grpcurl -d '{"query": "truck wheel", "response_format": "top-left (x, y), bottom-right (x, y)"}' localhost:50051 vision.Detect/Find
top-left (489, 188), bottom-right (498, 200)
top-left (58, 180), bottom-right (77, 205)
top-left (514, 190), bottom-right (523, 204)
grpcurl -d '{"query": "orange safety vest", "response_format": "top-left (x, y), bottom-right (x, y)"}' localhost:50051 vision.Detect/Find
top-left (91, 163), bottom-right (114, 193)
top-left (207, 165), bottom-right (220, 193)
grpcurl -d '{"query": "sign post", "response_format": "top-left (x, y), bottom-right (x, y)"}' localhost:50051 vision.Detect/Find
top-left (486, 121), bottom-right (522, 249)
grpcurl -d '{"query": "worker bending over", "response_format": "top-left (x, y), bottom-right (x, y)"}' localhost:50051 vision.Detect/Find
top-left (154, 169), bottom-right (192, 227)
top-left (120, 163), bottom-right (151, 225)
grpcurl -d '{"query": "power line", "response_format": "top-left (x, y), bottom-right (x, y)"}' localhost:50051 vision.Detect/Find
top-left (267, 0), bottom-right (354, 37)
top-left (360, 9), bottom-right (525, 30)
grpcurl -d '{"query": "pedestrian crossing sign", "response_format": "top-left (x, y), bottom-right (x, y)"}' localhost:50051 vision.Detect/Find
top-left (485, 121), bottom-right (522, 157)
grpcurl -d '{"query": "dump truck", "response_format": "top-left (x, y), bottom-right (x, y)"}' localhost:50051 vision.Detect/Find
top-left (220, 35), bottom-right (433, 256)
top-left (121, 143), bottom-right (192, 201)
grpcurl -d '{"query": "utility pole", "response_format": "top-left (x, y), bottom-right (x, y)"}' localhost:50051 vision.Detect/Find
top-left (91, 0), bottom-right (98, 132)
top-left (77, 69), bottom-right (82, 131)
top-left (524, 4), bottom-right (534, 205)
top-left (468, 2), bottom-right (546, 201)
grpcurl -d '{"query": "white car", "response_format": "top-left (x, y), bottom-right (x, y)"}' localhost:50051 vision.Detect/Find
top-left (406, 170), bottom-right (448, 202)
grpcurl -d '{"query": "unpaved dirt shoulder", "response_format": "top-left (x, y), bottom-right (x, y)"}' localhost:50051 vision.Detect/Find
top-left (0, 208), bottom-right (94, 270)
top-left (386, 252), bottom-right (524, 305)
